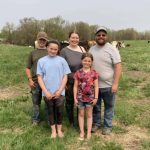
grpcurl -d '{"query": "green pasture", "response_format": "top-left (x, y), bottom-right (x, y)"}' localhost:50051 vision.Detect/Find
top-left (0, 41), bottom-right (150, 150)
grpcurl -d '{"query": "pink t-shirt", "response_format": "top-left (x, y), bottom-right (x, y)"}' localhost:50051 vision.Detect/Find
top-left (74, 68), bottom-right (99, 102)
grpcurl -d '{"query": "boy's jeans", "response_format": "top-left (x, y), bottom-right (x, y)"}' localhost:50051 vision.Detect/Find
top-left (93, 87), bottom-right (115, 128)
top-left (31, 83), bottom-right (42, 123)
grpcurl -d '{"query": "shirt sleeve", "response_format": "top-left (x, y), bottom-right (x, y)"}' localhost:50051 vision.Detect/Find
top-left (111, 48), bottom-right (121, 64)
top-left (73, 71), bottom-right (79, 80)
top-left (26, 52), bottom-right (32, 68)
top-left (60, 49), bottom-right (66, 59)
top-left (93, 70), bottom-right (99, 80)
top-left (62, 58), bottom-right (71, 75)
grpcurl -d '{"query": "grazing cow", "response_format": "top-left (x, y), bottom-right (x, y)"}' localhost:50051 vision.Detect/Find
top-left (60, 40), bottom-right (90, 51)
top-left (60, 41), bottom-right (69, 50)
top-left (88, 40), bottom-right (96, 47)
top-left (79, 41), bottom-right (90, 51)
top-left (111, 41), bottom-right (125, 50)
top-left (34, 40), bottom-right (38, 49)
top-left (126, 44), bottom-right (131, 47)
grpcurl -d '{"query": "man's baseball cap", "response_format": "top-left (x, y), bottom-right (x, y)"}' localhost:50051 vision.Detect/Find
top-left (37, 32), bottom-right (48, 41)
top-left (95, 26), bottom-right (107, 34)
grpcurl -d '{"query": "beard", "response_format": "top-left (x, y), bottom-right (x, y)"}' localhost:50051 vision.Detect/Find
top-left (96, 40), bottom-right (106, 46)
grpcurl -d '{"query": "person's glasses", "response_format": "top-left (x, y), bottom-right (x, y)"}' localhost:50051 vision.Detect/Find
top-left (96, 34), bottom-right (106, 37)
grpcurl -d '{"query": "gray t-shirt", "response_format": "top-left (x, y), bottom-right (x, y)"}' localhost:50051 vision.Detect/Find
top-left (60, 47), bottom-right (83, 73)
top-left (89, 43), bottom-right (121, 88)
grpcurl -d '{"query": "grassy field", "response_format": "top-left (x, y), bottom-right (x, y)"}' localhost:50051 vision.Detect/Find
top-left (0, 41), bottom-right (150, 150)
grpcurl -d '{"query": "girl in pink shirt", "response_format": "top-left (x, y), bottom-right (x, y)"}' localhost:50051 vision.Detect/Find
top-left (73, 53), bottom-right (99, 140)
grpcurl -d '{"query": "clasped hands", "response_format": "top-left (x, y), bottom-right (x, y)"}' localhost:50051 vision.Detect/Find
top-left (45, 90), bottom-right (61, 100)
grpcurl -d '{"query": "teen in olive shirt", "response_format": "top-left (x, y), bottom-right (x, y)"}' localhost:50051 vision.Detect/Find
top-left (26, 31), bottom-right (48, 125)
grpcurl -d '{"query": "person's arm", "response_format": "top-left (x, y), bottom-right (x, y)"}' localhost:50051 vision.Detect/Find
top-left (38, 75), bottom-right (54, 100)
top-left (54, 74), bottom-right (68, 98)
top-left (112, 63), bottom-right (122, 93)
top-left (26, 68), bottom-right (35, 89)
top-left (92, 78), bottom-right (99, 105)
top-left (73, 79), bottom-right (79, 106)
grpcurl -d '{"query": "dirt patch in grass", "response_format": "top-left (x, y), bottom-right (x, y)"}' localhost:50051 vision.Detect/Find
top-left (125, 70), bottom-right (150, 79)
top-left (65, 124), bottom-right (150, 150)
top-left (0, 127), bottom-right (24, 134)
top-left (0, 84), bottom-right (29, 100)
top-left (100, 125), bottom-right (150, 150)
top-left (128, 98), bottom-right (150, 106)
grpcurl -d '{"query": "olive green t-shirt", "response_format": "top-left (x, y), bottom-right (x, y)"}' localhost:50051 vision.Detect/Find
top-left (26, 48), bottom-right (48, 80)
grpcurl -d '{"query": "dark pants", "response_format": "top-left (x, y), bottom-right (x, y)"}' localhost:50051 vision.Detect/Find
top-left (65, 80), bottom-right (78, 126)
top-left (31, 82), bottom-right (42, 123)
top-left (93, 87), bottom-right (115, 128)
top-left (44, 96), bottom-right (64, 125)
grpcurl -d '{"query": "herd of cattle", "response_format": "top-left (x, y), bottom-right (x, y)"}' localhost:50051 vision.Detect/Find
top-left (60, 40), bottom-right (130, 51)
top-left (34, 40), bottom-right (129, 51)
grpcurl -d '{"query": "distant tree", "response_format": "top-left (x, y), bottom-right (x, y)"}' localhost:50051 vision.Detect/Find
top-left (43, 16), bottom-right (68, 41)
top-left (109, 28), bottom-right (139, 41)
top-left (1, 22), bottom-right (15, 43)
top-left (17, 17), bottom-right (40, 45)
top-left (1, 16), bottom-right (150, 45)
top-left (72, 22), bottom-right (91, 41)
top-left (144, 31), bottom-right (150, 40)
top-left (89, 25), bottom-right (99, 40)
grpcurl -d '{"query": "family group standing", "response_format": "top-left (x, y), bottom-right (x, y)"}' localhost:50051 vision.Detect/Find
top-left (25, 26), bottom-right (122, 139)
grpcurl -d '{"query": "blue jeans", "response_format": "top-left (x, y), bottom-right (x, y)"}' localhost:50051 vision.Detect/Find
top-left (77, 101), bottom-right (93, 109)
top-left (93, 87), bottom-right (115, 128)
top-left (31, 83), bottom-right (42, 123)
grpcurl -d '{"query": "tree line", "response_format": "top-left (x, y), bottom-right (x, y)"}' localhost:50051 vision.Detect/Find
top-left (0, 16), bottom-right (150, 46)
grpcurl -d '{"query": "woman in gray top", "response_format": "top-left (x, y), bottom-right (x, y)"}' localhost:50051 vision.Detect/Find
top-left (60, 31), bottom-right (85, 127)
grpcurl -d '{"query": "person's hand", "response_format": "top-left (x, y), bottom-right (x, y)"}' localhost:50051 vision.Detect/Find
top-left (53, 90), bottom-right (61, 99)
top-left (111, 83), bottom-right (119, 93)
top-left (28, 79), bottom-right (36, 89)
top-left (45, 91), bottom-right (54, 100)
top-left (74, 99), bottom-right (78, 107)
top-left (91, 98), bottom-right (97, 106)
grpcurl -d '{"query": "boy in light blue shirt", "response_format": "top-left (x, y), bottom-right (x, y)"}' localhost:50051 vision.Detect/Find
top-left (37, 40), bottom-right (71, 138)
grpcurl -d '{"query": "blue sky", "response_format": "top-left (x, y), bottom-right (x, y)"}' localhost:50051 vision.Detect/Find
top-left (0, 0), bottom-right (150, 31)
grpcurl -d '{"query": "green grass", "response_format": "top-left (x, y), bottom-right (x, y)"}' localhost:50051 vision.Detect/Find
top-left (0, 44), bottom-right (32, 87)
top-left (140, 140), bottom-right (150, 150)
top-left (0, 41), bottom-right (150, 149)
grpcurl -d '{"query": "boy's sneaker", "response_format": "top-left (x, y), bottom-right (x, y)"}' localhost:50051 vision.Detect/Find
top-left (91, 125), bottom-right (99, 133)
top-left (102, 128), bottom-right (112, 135)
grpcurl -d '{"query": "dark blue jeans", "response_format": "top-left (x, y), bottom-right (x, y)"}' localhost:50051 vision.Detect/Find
top-left (31, 83), bottom-right (42, 123)
top-left (93, 87), bottom-right (115, 128)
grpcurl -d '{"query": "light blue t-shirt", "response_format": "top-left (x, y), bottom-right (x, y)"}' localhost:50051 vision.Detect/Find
top-left (37, 55), bottom-right (71, 96)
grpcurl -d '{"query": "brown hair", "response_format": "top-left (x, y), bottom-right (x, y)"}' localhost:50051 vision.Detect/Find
top-left (68, 31), bottom-right (80, 38)
top-left (81, 52), bottom-right (94, 61)
top-left (46, 40), bottom-right (60, 50)
top-left (46, 40), bottom-right (60, 55)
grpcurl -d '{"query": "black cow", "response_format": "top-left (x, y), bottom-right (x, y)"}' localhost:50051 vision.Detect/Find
top-left (60, 40), bottom-right (90, 51)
